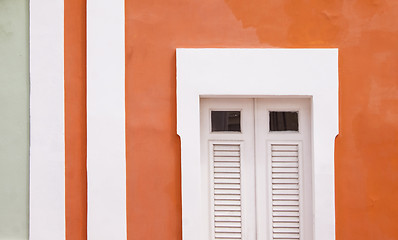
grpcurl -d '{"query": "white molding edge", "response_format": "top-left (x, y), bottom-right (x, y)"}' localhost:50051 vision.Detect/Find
top-left (177, 48), bottom-right (338, 240)
top-left (87, 0), bottom-right (127, 239)
top-left (29, 0), bottom-right (65, 239)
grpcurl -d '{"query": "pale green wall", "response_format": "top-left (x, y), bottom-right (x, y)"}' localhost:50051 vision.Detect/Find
top-left (0, 0), bottom-right (30, 239)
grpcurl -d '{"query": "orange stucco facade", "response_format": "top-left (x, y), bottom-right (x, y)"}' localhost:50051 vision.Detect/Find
top-left (65, 0), bottom-right (87, 239)
top-left (65, 0), bottom-right (398, 239)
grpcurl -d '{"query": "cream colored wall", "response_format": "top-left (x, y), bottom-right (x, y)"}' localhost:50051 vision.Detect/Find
top-left (0, 0), bottom-right (29, 238)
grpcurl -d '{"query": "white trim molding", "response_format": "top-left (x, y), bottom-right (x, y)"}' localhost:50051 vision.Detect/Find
top-left (29, 0), bottom-right (65, 239)
top-left (177, 48), bottom-right (338, 240)
top-left (87, 0), bottom-right (127, 239)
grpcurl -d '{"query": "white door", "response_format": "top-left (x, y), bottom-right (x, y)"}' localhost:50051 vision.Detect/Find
top-left (200, 98), bottom-right (312, 240)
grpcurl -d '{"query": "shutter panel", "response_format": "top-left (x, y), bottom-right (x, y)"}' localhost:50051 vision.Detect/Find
top-left (271, 144), bottom-right (301, 240)
top-left (212, 144), bottom-right (242, 240)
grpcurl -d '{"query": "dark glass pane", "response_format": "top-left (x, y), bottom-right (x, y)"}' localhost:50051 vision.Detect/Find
top-left (211, 111), bottom-right (241, 132)
top-left (269, 111), bottom-right (298, 131)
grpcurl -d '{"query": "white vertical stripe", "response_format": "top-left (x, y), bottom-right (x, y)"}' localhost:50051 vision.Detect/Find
top-left (87, 0), bottom-right (127, 239)
top-left (29, 0), bottom-right (65, 239)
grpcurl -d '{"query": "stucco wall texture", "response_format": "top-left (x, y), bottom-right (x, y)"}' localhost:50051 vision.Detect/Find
top-left (65, 0), bottom-right (87, 239)
top-left (66, 0), bottom-right (398, 239)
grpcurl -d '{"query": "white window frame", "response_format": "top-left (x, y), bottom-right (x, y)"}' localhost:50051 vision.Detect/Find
top-left (176, 48), bottom-right (338, 240)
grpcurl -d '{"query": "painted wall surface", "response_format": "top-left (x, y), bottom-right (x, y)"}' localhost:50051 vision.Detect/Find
top-left (62, 0), bottom-right (398, 239)
top-left (123, 0), bottom-right (398, 240)
top-left (0, 0), bottom-right (29, 239)
top-left (65, 0), bottom-right (87, 239)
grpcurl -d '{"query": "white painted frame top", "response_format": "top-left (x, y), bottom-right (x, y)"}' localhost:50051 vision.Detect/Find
top-left (177, 48), bottom-right (338, 240)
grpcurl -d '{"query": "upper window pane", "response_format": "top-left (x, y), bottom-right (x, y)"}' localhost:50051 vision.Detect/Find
top-left (269, 111), bottom-right (298, 131)
top-left (211, 111), bottom-right (241, 132)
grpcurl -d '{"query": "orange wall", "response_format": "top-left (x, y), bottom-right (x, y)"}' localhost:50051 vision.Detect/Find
top-left (65, 0), bottom-right (87, 239)
top-left (125, 0), bottom-right (398, 240)
top-left (63, 0), bottom-right (398, 239)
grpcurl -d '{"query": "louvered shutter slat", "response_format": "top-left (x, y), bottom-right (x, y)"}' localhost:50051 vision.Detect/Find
top-left (272, 143), bottom-right (301, 240)
top-left (215, 179), bottom-right (240, 184)
top-left (272, 151), bottom-right (298, 157)
top-left (214, 151), bottom-right (241, 157)
top-left (213, 144), bottom-right (242, 240)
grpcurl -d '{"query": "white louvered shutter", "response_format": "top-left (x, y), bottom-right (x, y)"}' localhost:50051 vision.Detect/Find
top-left (211, 143), bottom-right (242, 240)
top-left (271, 143), bottom-right (301, 240)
